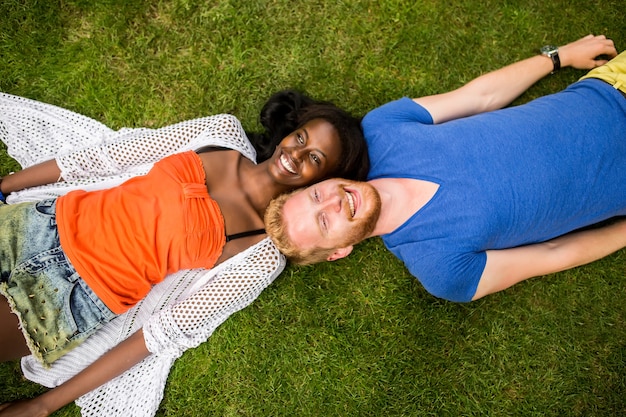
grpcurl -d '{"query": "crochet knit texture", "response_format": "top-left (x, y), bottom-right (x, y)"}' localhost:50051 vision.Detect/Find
top-left (1, 92), bottom-right (286, 417)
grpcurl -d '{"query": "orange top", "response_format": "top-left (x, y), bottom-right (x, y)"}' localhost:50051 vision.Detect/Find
top-left (57, 151), bottom-right (225, 314)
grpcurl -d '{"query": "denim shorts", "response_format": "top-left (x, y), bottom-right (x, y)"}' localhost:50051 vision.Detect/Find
top-left (0, 199), bottom-right (116, 367)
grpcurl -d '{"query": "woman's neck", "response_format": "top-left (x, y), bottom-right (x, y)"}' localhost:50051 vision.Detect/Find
top-left (238, 158), bottom-right (290, 217)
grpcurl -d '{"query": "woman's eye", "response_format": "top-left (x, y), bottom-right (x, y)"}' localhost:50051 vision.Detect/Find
top-left (296, 133), bottom-right (305, 145)
top-left (310, 154), bottom-right (321, 165)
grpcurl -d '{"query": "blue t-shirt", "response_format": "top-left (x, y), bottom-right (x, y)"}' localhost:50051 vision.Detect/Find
top-left (362, 79), bottom-right (626, 302)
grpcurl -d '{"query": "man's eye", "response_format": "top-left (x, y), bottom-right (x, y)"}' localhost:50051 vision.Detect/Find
top-left (314, 189), bottom-right (320, 202)
top-left (321, 213), bottom-right (328, 231)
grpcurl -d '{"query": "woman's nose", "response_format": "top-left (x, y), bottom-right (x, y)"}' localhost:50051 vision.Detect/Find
top-left (291, 147), bottom-right (306, 161)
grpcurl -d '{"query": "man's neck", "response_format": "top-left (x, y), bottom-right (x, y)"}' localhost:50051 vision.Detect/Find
top-left (368, 177), bottom-right (440, 237)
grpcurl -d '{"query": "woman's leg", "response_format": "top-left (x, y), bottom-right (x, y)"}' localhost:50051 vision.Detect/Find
top-left (0, 295), bottom-right (30, 361)
top-left (1, 200), bottom-right (117, 366)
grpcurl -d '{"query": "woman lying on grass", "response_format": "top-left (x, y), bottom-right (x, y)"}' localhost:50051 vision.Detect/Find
top-left (0, 89), bottom-right (369, 417)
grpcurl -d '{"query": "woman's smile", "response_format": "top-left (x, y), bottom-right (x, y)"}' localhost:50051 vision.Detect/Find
top-left (278, 151), bottom-right (298, 175)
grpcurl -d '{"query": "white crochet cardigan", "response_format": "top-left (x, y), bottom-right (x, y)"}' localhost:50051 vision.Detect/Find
top-left (0, 92), bottom-right (286, 417)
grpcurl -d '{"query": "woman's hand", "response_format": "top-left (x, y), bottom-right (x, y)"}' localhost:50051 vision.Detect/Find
top-left (0, 399), bottom-right (51, 417)
top-left (559, 34), bottom-right (617, 69)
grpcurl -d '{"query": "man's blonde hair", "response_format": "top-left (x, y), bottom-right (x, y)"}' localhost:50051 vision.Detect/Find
top-left (264, 190), bottom-right (337, 265)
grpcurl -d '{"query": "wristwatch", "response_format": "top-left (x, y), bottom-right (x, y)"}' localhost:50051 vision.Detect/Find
top-left (540, 45), bottom-right (560, 73)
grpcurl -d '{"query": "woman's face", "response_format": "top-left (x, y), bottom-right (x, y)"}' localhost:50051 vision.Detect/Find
top-left (268, 118), bottom-right (342, 187)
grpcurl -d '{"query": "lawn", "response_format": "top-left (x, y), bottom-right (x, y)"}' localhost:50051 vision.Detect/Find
top-left (1, 0), bottom-right (625, 416)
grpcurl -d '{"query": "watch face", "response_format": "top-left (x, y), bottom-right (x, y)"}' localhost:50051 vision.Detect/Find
top-left (541, 45), bottom-right (557, 56)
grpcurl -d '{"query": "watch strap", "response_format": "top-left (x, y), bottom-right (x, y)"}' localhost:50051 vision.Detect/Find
top-left (540, 45), bottom-right (560, 73)
top-left (549, 50), bottom-right (561, 72)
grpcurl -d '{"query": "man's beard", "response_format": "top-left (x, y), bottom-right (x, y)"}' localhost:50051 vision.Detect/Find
top-left (342, 182), bottom-right (382, 245)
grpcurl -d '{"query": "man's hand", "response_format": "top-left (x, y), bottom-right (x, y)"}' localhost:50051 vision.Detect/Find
top-left (559, 34), bottom-right (617, 69)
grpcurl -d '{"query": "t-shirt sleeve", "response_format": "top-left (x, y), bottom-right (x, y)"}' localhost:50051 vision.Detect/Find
top-left (362, 97), bottom-right (434, 144)
top-left (404, 249), bottom-right (486, 303)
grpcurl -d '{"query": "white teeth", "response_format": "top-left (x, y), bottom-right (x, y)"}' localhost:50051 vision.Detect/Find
top-left (280, 154), bottom-right (297, 174)
top-left (346, 191), bottom-right (355, 217)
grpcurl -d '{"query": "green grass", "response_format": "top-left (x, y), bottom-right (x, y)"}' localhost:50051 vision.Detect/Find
top-left (1, 0), bottom-right (625, 416)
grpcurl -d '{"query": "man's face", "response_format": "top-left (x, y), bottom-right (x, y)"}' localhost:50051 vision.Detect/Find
top-left (282, 178), bottom-right (382, 260)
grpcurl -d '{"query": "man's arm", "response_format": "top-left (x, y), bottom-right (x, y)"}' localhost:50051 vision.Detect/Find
top-left (415, 34), bottom-right (617, 124)
top-left (0, 331), bottom-right (150, 417)
top-left (473, 219), bottom-right (626, 300)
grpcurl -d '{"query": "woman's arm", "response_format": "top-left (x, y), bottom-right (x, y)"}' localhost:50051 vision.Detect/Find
top-left (473, 218), bottom-right (626, 300)
top-left (1, 114), bottom-right (251, 196)
top-left (0, 330), bottom-right (150, 417)
top-left (1, 160), bottom-right (61, 195)
top-left (415, 34), bottom-right (617, 124)
top-left (1, 239), bottom-right (285, 416)
top-left (143, 238), bottom-right (285, 353)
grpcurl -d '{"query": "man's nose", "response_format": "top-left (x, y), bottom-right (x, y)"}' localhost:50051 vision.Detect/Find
top-left (321, 192), bottom-right (343, 213)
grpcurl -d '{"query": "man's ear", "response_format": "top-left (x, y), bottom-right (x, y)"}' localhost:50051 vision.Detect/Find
top-left (326, 246), bottom-right (353, 262)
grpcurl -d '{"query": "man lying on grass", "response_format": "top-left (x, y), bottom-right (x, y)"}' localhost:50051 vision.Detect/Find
top-left (266, 34), bottom-right (626, 303)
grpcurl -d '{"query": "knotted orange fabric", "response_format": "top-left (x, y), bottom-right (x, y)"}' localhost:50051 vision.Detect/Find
top-left (57, 151), bottom-right (225, 313)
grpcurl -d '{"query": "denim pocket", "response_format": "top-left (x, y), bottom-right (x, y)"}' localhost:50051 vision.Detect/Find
top-left (34, 199), bottom-right (57, 221)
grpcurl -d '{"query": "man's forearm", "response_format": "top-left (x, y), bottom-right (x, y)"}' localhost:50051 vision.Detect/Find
top-left (462, 54), bottom-right (553, 112)
top-left (463, 34), bottom-right (618, 113)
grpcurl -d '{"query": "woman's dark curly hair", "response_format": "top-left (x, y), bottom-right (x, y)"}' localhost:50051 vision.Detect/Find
top-left (247, 90), bottom-right (370, 181)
